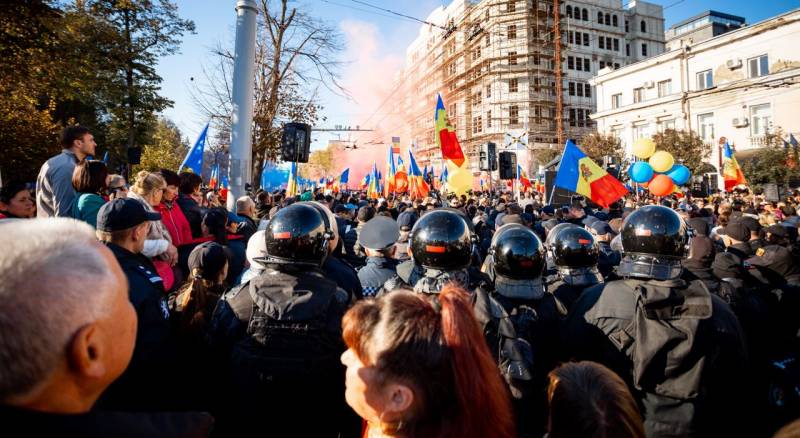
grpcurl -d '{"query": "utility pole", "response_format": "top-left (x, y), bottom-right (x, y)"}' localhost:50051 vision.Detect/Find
top-left (553, 0), bottom-right (564, 146)
top-left (227, 0), bottom-right (258, 211)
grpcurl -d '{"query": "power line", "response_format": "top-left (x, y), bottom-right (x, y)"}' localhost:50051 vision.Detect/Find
top-left (350, 0), bottom-right (449, 30)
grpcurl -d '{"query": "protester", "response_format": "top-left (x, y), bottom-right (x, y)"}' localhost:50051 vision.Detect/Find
top-left (0, 218), bottom-right (213, 435)
top-left (155, 169), bottom-right (193, 247)
top-left (232, 195), bottom-right (258, 241)
top-left (177, 172), bottom-right (204, 237)
top-left (106, 174), bottom-right (129, 200)
top-left (239, 230), bottom-right (266, 284)
top-left (36, 125), bottom-right (96, 217)
top-left (342, 285), bottom-right (515, 438)
top-left (0, 181), bottom-right (35, 219)
top-left (199, 207), bottom-right (246, 284)
top-left (70, 160), bottom-right (108, 228)
top-left (547, 361), bottom-right (645, 438)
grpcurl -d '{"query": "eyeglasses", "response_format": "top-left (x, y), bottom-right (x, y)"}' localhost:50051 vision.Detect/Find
top-left (109, 185), bottom-right (128, 192)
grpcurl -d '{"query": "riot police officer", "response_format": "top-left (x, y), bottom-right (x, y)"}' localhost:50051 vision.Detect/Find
top-left (544, 222), bottom-right (580, 276)
top-left (382, 209), bottom-right (534, 418)
top-left (547, 226), bottom-right (604, 311)
top-left (488, 224), bottom-right (566, 437)
top-left (562, 205), bottom-right (747, 437)
top-left (356, 216), bottom-right (399, 297)
top-left (207, 203), bottom-right (356, 437)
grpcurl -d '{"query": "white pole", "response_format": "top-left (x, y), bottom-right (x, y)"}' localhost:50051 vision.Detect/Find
top-left (227, 0), bottom-right (258, 211)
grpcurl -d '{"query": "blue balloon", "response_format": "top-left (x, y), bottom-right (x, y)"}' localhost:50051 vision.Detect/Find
top-left (667, 164), bottom-right (691, 185)
top-left (629, 161), bottom-right (654, 183)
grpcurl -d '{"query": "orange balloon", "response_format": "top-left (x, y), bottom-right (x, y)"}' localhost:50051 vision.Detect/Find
top-left (648, 174), bottom-right (674, 196)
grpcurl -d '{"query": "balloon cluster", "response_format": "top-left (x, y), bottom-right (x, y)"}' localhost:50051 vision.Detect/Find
top-left (628, 138), bottom-right (691, 197)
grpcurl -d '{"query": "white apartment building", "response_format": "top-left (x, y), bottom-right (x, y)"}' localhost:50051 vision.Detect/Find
top-left (394, 0), bottom-right (664, 176)
top-left (590, 8), bottom-right (800, 190)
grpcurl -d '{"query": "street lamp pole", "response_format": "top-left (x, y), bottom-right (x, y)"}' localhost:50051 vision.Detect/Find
top-left (227, 0), bottom-right (258, 211)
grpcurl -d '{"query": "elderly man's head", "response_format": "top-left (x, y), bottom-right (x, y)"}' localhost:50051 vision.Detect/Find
top-left (0, 219), bottom-right (136, 412)
top-left (236, 196), bottom-right (256, 218)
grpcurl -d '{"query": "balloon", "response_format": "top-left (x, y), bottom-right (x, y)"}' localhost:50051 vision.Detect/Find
top-left (666, 164), bottom-right (691, 185)
top-left (632, 138), bottom-right (656, 159)
top-left (648, 174), bottom-right (674, 196)
top-left (628, 161), bottom-right (654, 183)
top-left (649, 151), bottom-right (675, 173)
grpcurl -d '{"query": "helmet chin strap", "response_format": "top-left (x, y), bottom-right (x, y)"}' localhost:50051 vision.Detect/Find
top-left (618, 255), bottom-right (683, 281)
top-left (557, 266), bottom-right (603, 286)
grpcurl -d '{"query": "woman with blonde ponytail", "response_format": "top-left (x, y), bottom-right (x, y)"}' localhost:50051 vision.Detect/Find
top-left (341, 285), bottom-right (515, 438)
top-left (127, 170), bottom-right (179, 289)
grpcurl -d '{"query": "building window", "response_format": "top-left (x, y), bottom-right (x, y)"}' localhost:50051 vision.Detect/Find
top-left (748, 54), bottom-right (769, 78)
top-left (583, 58), bottom-right (590, 72)
top-left (448, 63), bottom-right (456, 76)
top-left (568, 82), bottom-right (575, 96)
top-left (750, 104), bottom-right (772, 136)
top-left (581, 8), bottom-right (588, 21)
top-left (485, 34), bottom-right (490, 47)
top-left (568, 31), bottom-right (574, 44)
top-left (640, 20), bottom-right (646, 33)
top-left (507, 1), bottom-right (515, 13)
top-left (577, 82), bottom-right (584, 97)
top-left (567, 56), bottom-right (574, 69)
top-left (625, 20), bottom-right (629, 32)
top-left (633, 87), bottom-right (644, 103)
top-left (566, 5), bottom-right (572, 18)
top-left (598, 11), bottom-right (603, 23)
top-left (599, 60), bottom-right (606, 69)
top-left (605, 13), bottom-right (610, 25)
top-left (613, 38), bottom-right (619, 51)
top-left (510, 105), bottom-right (519, 125)
top-left (611, 93), bottom-right (621, 109)
top-left (486, 84), bottom-right (491, 98)
top-left (613, 15), bottom-right (618, 27)
top-left (626, 43), bottom-right (630, 56)
top-left (606, 37), bottom-right (612, 50)
top-left (696, 70), bottom-right (713, 90)
top-left (578, 109), bottom-right (585, 127)
top-left (487, 110), bottom-right (492, 128)
top-left (632, 123), bottom-right (649, 139)
top-left (473, 91), bottom-right (482, 105)
top-left (641, 43), bottom-right (647, 57)
top-left (509, 78), bottom-right (519, 93)
top-left (585, 84), bottom-right (592, 98)
top-left (472, 116), bottom-right (483, 134)
top-left (583, 33), bottom-right (589, 46)
top-left (658, 119), bottom-right (675, 132)
top-left (507, 24), bottom-right (517, 39)
top-left (576, 58), bottom-right (582, 71)
top-left (569, 109), bottom-right (576, 126)
top-left (533, 54), bottom-right (540, 65)
top-left (614, 63), bottom-right (620, 69)
top-left (508, 51), bottom-right (517, 65)
top-left (698, 113), bottom-right (714, 141)
top-left (599, 37), bottom-right (605, 49)
top-left (657, 80), bottom-right (671, 97)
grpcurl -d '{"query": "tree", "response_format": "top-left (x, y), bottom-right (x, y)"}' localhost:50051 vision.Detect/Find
top-left (133, 118), bottom-right (186, 173)
top-left (652, 129), bottom-right (710, 175)
top-left (191, 0), bottom-right (345, 186)
top-left (580, 132), bottom-right (623, 164)
top-left (78, 0), bottom-right (194, 157)
top-left (299, 148), bottom-right (334, 181)
top-left (741, 127), bottom-right (800, 187)
top-left (530, 146), bottom-right (562, 170)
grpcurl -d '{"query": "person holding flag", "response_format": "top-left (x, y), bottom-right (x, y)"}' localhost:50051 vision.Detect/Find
top-left (722, 141), bottom-right (747, 191)
top-left (553, 140), bottom-right (628, 208)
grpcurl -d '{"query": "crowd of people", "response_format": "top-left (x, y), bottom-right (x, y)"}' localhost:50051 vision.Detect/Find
top-left (1, 125), bottom-right (800, 437)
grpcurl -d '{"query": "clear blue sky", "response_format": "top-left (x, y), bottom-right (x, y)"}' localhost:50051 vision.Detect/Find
top-left (158, 0), bottom-right (799, 149)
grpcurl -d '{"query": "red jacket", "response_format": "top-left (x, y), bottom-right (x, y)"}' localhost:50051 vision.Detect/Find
top-left (155, 201), bottom-right (193, 247)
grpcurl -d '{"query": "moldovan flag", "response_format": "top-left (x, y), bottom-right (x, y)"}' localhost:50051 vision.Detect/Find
top-left (554, 140), bottom-right (628, 208)
top-left (517, 164), bottom-right (532, 189)
top-left (435, 94), bottom-right (471, 196)
top-left (722, 142), bottom-right (747, 191)
top-left (367, 163), bottom-right (380, 199)
top-left (408, 150), bottom-right (430, 199)
top-left (286, 162), bottom-right (299, 197)
top-left (395, 156), bottom-right (408, 194)
top-left (384, 143), bottom-right (397, 197)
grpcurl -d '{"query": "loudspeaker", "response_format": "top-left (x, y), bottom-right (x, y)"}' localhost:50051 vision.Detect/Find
top-left (498, 151), bottom-right (517, 180)
top-left (127, 147), bottom-right (142, 165)
top-left (479, 142), bottom-right (497, 171)
top-left (280, 122), bottom-right (311, 163)
top-left (544, 170), bottom-right (574, 205)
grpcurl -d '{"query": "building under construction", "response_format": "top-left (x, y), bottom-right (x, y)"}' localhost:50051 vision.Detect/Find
top-left (391, 0), bottom-right (664, 175)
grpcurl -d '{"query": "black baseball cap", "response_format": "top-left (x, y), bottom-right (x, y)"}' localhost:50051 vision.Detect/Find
top-left (720, 222), bottom-right (750, 242)
top-left (97, 198), bottom-right (161, 232)
top-left (747, 245), bottom-right (798, 277)
top-left (188, 241), bottom-right (229, 281)
top-left (358, 216), bottom-right (399, 250)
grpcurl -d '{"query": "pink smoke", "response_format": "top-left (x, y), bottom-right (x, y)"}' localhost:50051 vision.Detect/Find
top-left (332, 19), bottom-right (415, 186)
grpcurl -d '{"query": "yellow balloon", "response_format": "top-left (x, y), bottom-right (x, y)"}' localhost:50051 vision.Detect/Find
top-left (632, 138), bottom-right (656, 159)
top-left (649, 150), bottom-right (675, 173)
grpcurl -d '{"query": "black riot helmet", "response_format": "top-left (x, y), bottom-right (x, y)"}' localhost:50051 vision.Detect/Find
top-left (545, 222), bottom-right (580, 247)
top-left (263, 203), bottom-right (334, 267)
top-left (491, 224), bottom-right (546, 280)
top-left (618, 205), bottom-right (688, 280)
top-left (552, 227), bottom-right (599, 268)
top-left (410, 209), bottom-right (474, 270)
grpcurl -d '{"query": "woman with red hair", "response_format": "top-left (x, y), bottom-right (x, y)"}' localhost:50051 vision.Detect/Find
top-left (340, 284), bottom-right (515, 438)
